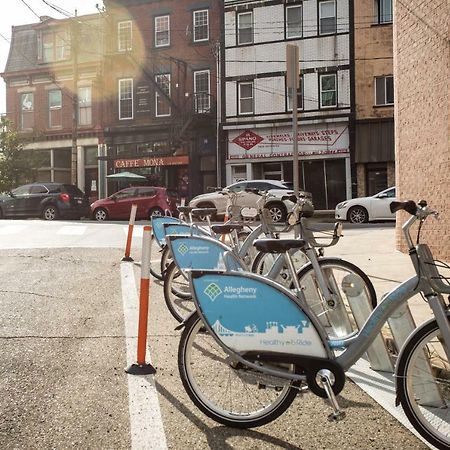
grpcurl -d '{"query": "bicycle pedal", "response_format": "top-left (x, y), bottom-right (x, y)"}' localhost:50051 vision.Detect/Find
top-left (327, 411), bottom-right (346, 422)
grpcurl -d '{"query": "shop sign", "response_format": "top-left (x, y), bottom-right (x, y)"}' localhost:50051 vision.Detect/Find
top-left (136, 85), bottom-right (151, 113)
top-left (114, 155), bottom-right (189, 169)
top-left (228, 123), bottom-right (349, 159)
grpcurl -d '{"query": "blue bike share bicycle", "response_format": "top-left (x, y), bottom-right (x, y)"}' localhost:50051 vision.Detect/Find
top-left (177, 200), bottom-right (450, 450)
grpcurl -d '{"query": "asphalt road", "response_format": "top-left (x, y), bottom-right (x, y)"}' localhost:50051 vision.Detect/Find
top-left (0, 219), bottom-right (428, 450)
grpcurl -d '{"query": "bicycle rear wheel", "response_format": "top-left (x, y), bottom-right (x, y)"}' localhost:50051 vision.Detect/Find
top-left (397, 318), bottom-right (450, 450)
top-left (178, 312), bottom-right (301, 428)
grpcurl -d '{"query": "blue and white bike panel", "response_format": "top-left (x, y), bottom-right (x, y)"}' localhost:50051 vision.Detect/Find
top-left (191, 271), bottom-right (327, 358)
top-left (151, 216), bottom-right (182, 247)
top-left (167, 235), bottom-right (244, 271)
top-left (163, 223), bottom-right (210, 243)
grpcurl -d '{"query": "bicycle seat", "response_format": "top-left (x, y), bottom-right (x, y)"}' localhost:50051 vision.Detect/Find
top-left (211, 224), bottom-right (244, 235)
top-left (254, 238), bottom-right (307, 254)
top-left (191, 208), bottom-right (217, 218)
top-left (178, 206), bottom-right (194, 214)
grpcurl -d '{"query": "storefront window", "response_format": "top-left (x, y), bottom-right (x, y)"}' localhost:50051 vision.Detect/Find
top-left (85, 147), bottom-right (98, 166)
top-left (53, 148), bottom-right (71, 168)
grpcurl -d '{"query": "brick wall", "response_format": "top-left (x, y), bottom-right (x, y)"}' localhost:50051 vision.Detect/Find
top-left (393, 0), bottom-right (450, 260)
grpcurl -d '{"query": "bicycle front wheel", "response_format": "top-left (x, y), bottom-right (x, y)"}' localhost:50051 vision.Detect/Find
top-left (163, 261), bottom-right (193, 323)
top-left (397, 318), bottom-right (450, 450)
top-left (296, 259), bottom-right (377, 339)
top-left (178, 312), bottom-right (300, 428)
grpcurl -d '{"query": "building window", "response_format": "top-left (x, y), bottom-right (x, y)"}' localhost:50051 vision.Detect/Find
top-left (21, 93), bottom-right (34, 130)
top-left (237, 12), bottom-right (253, 45)
top-left (374, 0), bottom-right (393, 24)
top-left (375, 76), bottom-right (394, 105)
top-left (118, 21), bottom-right (132, 51)
top-left (194, 70), bottom-right (211, 113)
top-left (286, 4), bottom-right (302, 39)
top-left (48, 90), bottom-right (62, 128)
top-left (119, 79), bottom-right (133, 120)
top-left (319, 0), bottom-right (336, 35)
top-left (287, 75), bottom-right (303, 110)
top-left (155, 15), bottom-right (170, 47)
top-left (42, 30), bottom-right (71, 62)
top-left (78, 86), bottom-right (92, 125)
top-left (238, 81), bottom-right (253, 115)
top-left (320, 74), bottom-right (337, 108)
top-left (193, 10), bottom-right (209, 42)
top-left (155, 74), bottom-right (171, 117)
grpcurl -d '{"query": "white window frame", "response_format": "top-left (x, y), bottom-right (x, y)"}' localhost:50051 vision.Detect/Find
top-left (194, 70), bottom-right (211, 113)
top-left (238, 81), bottom-right (254, 115)
top-left (286, 4), bottom-right (303, 39)
top-left (237, 11), bottom-right (253, 45)
top-left (193, 9), bottom-right (209, 42)
top-left (375, 75), bottom-right (394, 105)
top-left (155, 15), bottom-right (170, 47)
top-left (119, 79), bottom-right (134, 120)
top-left (48, 89), bottom-right (62, 128)
top-left (374, 0), bottom-right (393, 24)
top-left (320, 73), bottom-right (337, 108)
top-left (155, 74), bottom-right (171, 117)
top-left (78, 86), bottom-right (92, 126)
top-left (21, 92), bottom-right (34, 130)
top-left (319, 0), bottom-right (336, 35)
top-left (118, 20), bottom-right (133, 52)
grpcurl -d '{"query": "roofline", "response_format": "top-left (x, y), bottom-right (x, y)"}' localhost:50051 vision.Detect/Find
top-left (11, 12), bottom-right (102, 32)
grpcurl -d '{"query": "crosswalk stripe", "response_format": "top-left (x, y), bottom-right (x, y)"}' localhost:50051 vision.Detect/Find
top-left (56, 226), bottom-right (87, 236)
top-left (0, 225), bottom-right (27, 235)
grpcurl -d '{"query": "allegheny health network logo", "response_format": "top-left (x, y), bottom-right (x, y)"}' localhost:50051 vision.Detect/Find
top-left (178, 243), bottom-right (189, 255)
top-left (204, 283), bottom-right (222, 301)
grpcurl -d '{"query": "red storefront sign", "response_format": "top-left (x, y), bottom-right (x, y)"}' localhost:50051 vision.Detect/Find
top-left (114, 155), bottom-right (189, 169)
top-left (232, 130), bottom-right (264, 150)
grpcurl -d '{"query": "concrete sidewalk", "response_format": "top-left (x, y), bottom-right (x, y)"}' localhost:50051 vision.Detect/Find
top-left (324, 225), bottom-right (438, 326)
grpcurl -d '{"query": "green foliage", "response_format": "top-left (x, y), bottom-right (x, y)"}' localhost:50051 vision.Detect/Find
top-left (0, 117), bottom-right (43, 192)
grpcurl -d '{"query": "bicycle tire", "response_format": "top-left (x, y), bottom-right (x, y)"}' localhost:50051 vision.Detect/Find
top-left (159, 245), bottom-right (172, 281)
top-left (150, 237), bottom-right (164, 280)
top-left (178, 312), bottom-right (300, 428)
top-left (163, 261), bottom-right (193, 323)
top-left (396, 316), bottom-right (450, 450)
top-left (295, 258), bottom-right (377, 339)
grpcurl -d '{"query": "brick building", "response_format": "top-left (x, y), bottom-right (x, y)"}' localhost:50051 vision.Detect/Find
top-left (354, 0), bottom-right (395, 197)
top-left (2, 0), bottom-right (221, 201)
top-left (2, 14), bottom-right (105, 200)
top-left (394, 0), bottom-right (449, 260)
top-left (102, 0), bottom-right (221, 199)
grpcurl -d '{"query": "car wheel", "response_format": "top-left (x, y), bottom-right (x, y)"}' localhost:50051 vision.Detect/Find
top-left (348, 206), bottom-right (368, 224)
top-left (42, 205), bottom-right (59, 221)
top-left (265, 203), bottom-right (287, 223)
top-left (94, 208), bottom-right (108, 221)
top-left (149, 207), bottom-right (164, 218)
top-left (196, 203), bottom-right (217, 221)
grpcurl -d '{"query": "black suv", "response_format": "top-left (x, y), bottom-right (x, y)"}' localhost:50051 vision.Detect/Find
top-left (0, 183), bottom-right (90, 220)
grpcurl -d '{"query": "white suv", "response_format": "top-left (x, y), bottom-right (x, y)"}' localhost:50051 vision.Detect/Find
top-left (189, 180), bottom-right (305, 223)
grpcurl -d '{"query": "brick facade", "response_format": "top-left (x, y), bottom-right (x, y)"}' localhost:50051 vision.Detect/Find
top-left (394, 0), bottom-right (450, 260)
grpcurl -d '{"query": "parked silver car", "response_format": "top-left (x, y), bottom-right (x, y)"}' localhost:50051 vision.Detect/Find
top-left (189, 180), bottom-right (306, 223)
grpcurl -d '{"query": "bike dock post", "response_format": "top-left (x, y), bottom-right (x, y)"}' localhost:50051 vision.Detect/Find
top-left (125, 225), bottom-right (156, 375)
top-left (122, 204), bottom-right (138, 262)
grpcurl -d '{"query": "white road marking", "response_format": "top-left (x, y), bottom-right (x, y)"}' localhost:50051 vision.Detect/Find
top-left (120, 262), bottom-right (168, 450)
top-left (123, 226), bottom-right (144, 238)
top-left (0, 225), bottom-right (27, 235)
top-left (56, 226), bottom-right (87, 235)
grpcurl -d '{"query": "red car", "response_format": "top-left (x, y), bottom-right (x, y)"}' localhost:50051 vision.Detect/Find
top-left (91, 186), bottom-right (179, 221)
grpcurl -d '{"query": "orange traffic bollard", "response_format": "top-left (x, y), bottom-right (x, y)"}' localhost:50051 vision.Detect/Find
top-left (125, 225), bottom-right (156, 375)
top-left (122, 204), bottom-right (137, 262)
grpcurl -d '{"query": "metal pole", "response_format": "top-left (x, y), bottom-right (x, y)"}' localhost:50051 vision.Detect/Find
top-left (71, 13), bottom-right (79, 186)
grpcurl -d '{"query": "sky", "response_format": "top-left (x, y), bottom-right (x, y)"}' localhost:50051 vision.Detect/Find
top-left (0, 0), bottom-right (104, 115)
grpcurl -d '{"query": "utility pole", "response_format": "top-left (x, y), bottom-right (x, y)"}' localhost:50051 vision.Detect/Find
top-left (71, 12), bottom-right (79, 185)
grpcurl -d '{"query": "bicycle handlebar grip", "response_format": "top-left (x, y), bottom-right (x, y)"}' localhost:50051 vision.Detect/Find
top-left (390, 200), bottom-right (417, 215)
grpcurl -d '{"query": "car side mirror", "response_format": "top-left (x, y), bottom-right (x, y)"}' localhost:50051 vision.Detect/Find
top-left (377, 193), bottom-right (388, 199)
top-left (8, 191), bottom-right (15, 198)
